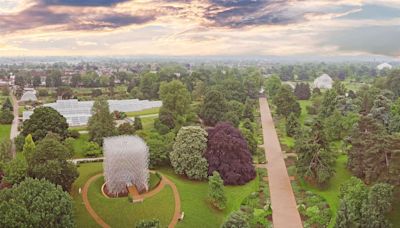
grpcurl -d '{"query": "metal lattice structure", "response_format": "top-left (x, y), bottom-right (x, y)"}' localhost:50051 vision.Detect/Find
top-left (103, 135), bottom-right (150, 196)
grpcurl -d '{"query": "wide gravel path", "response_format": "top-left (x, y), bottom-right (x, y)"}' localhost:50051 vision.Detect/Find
top-left (259, 96), bottom-right (303, 228)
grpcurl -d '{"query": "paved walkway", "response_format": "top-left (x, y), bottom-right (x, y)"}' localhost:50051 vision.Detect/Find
top-left (82, 172), bottom-right (181, 228)
top-left (259, 96), bottom-right (303, 228)
top-left (10, 91), bottom-right (19, 158)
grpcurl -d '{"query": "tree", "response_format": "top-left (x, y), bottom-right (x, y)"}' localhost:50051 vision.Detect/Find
top-left (223, 111), bottom-right (240, 128)
top-left (264, 75), bottom-right (281, 98)
top-left (140, 72), bottom-right (160, 99)
top-left (336, 177), bottom-right (393, 228)
top-left (28, 135), bottom-right (78, 191)
top-left (208, 171), bottom-right (227, 210)
top-left (22, 134), bottom-right (35, 163)
top-left (87, 99), bottom-right (116, 145)
top-left (0, 178), bottom-right (74, 228)
top-left (369, 94), bottom-right (392, 128)
top-left (159, 80), bottom-right (191, 117)
top-left (319, 89), bottom-right (338, 117)
top-left (21, 107), bottom-right (69, 141)
top-left (200, 90), bottom-right (228, 126)
top-left (0, 109), bottom-right (14, 124)
top-left (272, 85), bottom-right (301, 117)
top-left (347, 116), bottom-right (400, 185)
top-left (242, 98), bottom-right (255, 121)
top-left (205, 123), bottom-right (256, 185)
top-left (222, 210), bottom-right (250, 228)
top-left (2, 97), bottom-right (13, 111)
top-left (134, 116), bottom-right (143, 130)
top-left (2, 156), bottom-right (27, 185)
top-left (0, 139), bottom-right (12, 165)
top-left (240, 128), bottom-right (257, 155)
top-left (170, 126), bottom-right (209, 180)
top-left (286, 113), bottom-right (299, 137)
top-left (83, 142), bottom-right (102, 157)
top-left (145, 132), bottom-right (174, 167)
top-left (32, 75), bottom-right (41, 87)
top-left (295, 121), bottom-right (335, 184)
top-left (118, 122), bottom-right (136, 135)
top-left (294, 83), bottom-right (311, 100)
top-left (333, 80), bottom-right (346, 96)
top-left (135, 219), bottom-right (161, 228)
top-left (227, 100), bottom-right (245, 119)
top-left (360, 183), bottom-right (393, 228)
top-left (386, 69), bottom-right (400, 98)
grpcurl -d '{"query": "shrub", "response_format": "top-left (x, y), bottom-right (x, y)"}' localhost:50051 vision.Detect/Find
top-left (208, 171), bottom-right (227, 210)
top-left (135, 219), bottom-right (161, 228)
top-left (68, 129), bottom-right (80, 139)
top-left (83, 142), bottom-right (102, 157)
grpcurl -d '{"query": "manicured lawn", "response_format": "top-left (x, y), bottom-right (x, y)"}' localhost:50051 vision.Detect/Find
top-left (160, 168), bottom-right (258, 228)
top-left (0, 124), bottom-right (11, 142)
top-left (126, 107), bottom-right (160, 117)
top-left (69, 126), bottom-right (88, 131)
top-left (72, 163), bottom-right (174, 228)
top-left (299, 100), bottom-right (312, 124)
top-left (71, 162), bottom-right (103, 228)
top-left (299, 154), bottom-right (352, 227)
top-left (88, 176), bottom-right (174, 227)
top-left (141, 116), bottom-right (157, 131)
top-left (72, 134), bottom-right (90, 158)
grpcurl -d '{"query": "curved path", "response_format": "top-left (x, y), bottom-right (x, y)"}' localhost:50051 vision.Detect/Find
top-left (82, 173), bottom-right (181, 228)
top-left (259, 96), bottom-right (303, 228)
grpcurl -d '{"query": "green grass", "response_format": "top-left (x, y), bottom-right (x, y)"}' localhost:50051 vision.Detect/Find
top-left (141, 116), bottom-right (157, 131)
top-left (149, 173), bottom-right (161, 190)
top-left (299, 100), bottom-right (312, 124)
top-left (299, 154), bottom-right (352, 227)
top-left (0, 124), bottom-right (11, 141)
top-left (71, 162), bottom-right (103, 228)
top-left (126, 107), bottom-right (160, 117)
top-left (160, 168), bottom-right (258, 228)
top-left (69, 126), bottom-right (88, 131)
top-left (72, 134), bottom-right (90, 158)
top-left (88, 176), bottom-right (174, 227)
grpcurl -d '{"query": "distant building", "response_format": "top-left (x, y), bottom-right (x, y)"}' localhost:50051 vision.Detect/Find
top-left (313, 74), bottom-right (333, 89)
top-left (20, 91), bottom-right (38, 102)
top-left (377, 62), bottom-right (392, 70)
top-left (23, 99), bottom-right (162, 126)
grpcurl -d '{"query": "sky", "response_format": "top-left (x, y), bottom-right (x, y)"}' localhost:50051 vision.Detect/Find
top-left (0, 0), bottom-right (399, 57)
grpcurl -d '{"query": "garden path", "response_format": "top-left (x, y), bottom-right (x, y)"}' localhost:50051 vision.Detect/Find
top-left (10, 91), bottom-right (19, 158)
top-left (82, 172), bottom-right (181, 228)
top-left (259, 96), bottom-right (303, 228)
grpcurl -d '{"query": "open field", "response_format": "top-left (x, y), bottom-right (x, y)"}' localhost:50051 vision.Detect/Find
top-left (0, 124), bottom-right (11, 141)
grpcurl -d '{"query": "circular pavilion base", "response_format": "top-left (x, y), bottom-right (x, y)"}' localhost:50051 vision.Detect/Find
top-left (101, 183), bottom-right (128, 198)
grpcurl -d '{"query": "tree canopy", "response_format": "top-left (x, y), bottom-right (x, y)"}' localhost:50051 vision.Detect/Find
top-left (170, 126), bottom-right (209, 180)
top-left (0, 178), bottom-right (74, 228)
top-left (21, 107), bottom-right (69, 141)
top-left (88, 98), bottom-right (116, 145)
top-left (205, 122), bottom-right (256, 185)
top-left (200, 90), bottom-right (228, 126)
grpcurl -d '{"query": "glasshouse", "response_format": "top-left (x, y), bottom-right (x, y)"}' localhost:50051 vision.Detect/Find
top-left (22, 99), bottom-right (162, 126)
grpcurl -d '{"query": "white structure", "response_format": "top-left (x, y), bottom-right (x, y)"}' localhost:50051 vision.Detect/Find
top-left (20, 91), bottom-right (38, 102)
top-left (377, 62), bottom-right (392, 70)
top-left (22, 99), bottom-right (162, 126)
top-left (103, 135), bottom-right (149, 196)
top-left (313, 74), bottom-right (333, 89)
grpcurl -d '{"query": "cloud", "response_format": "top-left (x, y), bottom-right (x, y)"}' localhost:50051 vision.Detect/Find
top-left (41, 0), bottom-right (129, 6)
top-left (318, 25), bottom-right (400, 56)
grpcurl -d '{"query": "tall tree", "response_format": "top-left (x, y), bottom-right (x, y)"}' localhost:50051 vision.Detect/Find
top-left (170, 126), bottom-right (209, 180)
top-left (319, 89), bottom-right (338, 117)
top-left (87, 99), bottom-right (116, 145)
top-left (264, 75), bottom-right (281, 98)
top-left (348, 116), bottom-right (400, 185)
top-left (159, 80), bottom-right (191, 117)
top-left (21, 107), bottom-right (69, 141)
top-left (2, 156), bottom-right (27, 185)
top-left (0, 178), bottom-right (74, 228)
top-left (294, 82), bottom-right (311, 100)
top-left (295, 121), bottom-right (335, 184)
top-left (286, 113), bottom-right (299, 137)
top-left (208, 171), bottom-right (227, 210)
top-left (200, 90), bottom-right (228, 126)
top-left (28, 135), bottom-right (78, 191)
top-left (205, 123), bottom-right (256, 185)
top-left (272, 85), bottom-right (301, 117)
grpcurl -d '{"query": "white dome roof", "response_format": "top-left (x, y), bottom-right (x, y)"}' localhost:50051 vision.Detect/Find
top-left (313, 74), bottom-right (333, 89)
top-left (377, 63), bottom-right (392, 70)
top-left (20, 91), bottom-right (37, 102)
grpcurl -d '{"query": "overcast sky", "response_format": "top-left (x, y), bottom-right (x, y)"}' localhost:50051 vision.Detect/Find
top-left (0, 0), bottom-right (399, 57)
